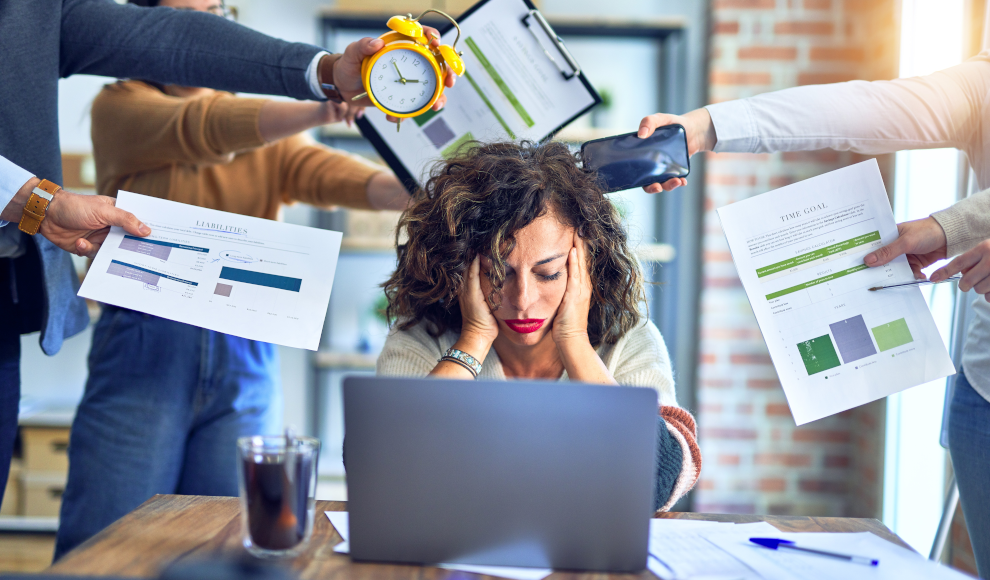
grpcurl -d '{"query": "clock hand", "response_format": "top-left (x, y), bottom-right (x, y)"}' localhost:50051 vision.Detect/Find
top-left (392, 61), bottom-right (406, 84)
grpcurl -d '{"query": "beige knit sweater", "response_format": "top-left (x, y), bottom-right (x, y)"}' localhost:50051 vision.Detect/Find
top-left (377, 319), bottom-right (701, 511)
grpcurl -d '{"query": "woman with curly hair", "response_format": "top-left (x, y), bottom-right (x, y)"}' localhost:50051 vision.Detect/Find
top-left (378, 140), bottom-right (700, 512)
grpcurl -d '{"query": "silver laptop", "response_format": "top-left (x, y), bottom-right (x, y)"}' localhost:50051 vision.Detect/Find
top-left (342, 376), bottom-right (658, 572)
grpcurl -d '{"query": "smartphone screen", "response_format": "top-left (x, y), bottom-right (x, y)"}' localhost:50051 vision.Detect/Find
top-left (580, 125), bottom-right (690, 193)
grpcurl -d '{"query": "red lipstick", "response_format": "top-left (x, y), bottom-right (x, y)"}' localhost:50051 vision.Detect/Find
top-left (504, 319), bottom-right (546, 334)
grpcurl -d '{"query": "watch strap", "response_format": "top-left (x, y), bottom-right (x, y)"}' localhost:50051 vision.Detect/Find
top-left (18, 179), bottom-right (60, 235)
top-left (319, 53), bottom-right (344, 103)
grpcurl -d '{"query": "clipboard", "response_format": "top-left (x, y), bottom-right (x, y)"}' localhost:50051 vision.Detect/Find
top-left (355, 0), bottom-right (602, 192)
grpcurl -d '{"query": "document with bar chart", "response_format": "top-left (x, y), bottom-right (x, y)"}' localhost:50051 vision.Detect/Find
top-left (78, 191), bottom-right (342, 350)
top-left (717, 159), bottom-right (954, 425)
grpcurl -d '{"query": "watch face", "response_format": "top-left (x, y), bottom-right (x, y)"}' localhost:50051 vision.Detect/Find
top-left (369, 48), bottom-right (440, 115)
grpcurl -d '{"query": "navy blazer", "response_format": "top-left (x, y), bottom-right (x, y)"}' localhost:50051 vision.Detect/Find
top-left (1, 0), bottom-right (325, 355)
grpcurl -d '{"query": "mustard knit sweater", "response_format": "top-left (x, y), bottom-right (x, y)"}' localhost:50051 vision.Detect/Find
top-left (90, 80), bottom-right (382, 217)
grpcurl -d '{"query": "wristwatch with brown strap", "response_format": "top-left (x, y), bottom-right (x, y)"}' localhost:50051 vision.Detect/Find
top-left (18, 179), bottom-right (61, 235)
top-left (318, 53), bottom-right (344, 103)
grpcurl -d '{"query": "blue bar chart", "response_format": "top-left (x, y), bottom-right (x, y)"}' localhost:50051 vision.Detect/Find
top-left (829, 315), bottom-right (877, 364)
top-left (219, 267), bottom-right (302, 292)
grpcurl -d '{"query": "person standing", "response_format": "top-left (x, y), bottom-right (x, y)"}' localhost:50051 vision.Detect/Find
top-left (0, 0), bottom-right (452, 511)
top-left (52, 0), bottom-right (418, 555)
top-left (638, 52), bottom-right (990, 577)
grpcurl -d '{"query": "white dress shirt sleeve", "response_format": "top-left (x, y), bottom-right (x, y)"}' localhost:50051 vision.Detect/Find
top-left (306, 51), bottom-right (332, 99)
top-left (0, 155), bottom-right (35, 229)
top-left (705, 53), bottom-right (990, 157)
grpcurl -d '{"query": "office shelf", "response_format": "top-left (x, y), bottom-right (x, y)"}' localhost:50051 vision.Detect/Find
top-left (0, 516), bottom-right (59, 533)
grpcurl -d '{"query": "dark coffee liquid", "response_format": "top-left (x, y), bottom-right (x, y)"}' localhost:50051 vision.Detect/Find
top-left (243, 454), bottom-right (313, 550)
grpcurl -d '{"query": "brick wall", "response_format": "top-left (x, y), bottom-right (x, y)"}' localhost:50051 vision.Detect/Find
top-left (695, 0), bottom-right (897, 517)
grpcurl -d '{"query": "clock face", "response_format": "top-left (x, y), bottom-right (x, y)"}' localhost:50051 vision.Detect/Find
top-left (368, 48), bottom-right (440, 115)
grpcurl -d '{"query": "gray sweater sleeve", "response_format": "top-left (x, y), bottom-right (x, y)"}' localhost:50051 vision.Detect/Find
top-left (60, 0), bottom-right (322, 100)
top-left (932, 189), bottom-right (990, 257)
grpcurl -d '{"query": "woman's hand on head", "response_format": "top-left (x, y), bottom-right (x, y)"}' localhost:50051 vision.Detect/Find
top-left (638, 107), bottom-right (717, 194)
top-left (551, 230), bottom-right (593, 349)
top-left (458, 255), bottom-right (500, 353)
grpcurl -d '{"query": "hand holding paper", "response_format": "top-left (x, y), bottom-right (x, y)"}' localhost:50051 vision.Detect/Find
top-left (716, 160), bottom-right (954, 424)
top-left (78, 192), bottom-right (341, 350)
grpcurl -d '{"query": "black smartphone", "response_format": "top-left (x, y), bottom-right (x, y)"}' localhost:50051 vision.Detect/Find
top-left (580, 125), bottom-right (690, 193)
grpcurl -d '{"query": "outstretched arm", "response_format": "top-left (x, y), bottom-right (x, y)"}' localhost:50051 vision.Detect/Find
top-left (60, 0), bottom-right (457, 111)
top-left (639, 54), bottom-right (990, 192)
top-left (61, 0), bottom-right (321, 99)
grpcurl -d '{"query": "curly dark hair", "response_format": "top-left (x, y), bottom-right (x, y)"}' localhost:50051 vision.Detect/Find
top-left (383, 140), bottom-right (645, 347)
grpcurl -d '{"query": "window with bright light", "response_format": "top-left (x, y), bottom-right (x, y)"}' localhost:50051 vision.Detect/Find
top-left (882, 0), bottom-right (965, 555)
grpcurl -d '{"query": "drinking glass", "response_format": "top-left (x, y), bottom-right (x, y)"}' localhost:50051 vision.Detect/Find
top-left (237, 435), bottom-right (320, 558)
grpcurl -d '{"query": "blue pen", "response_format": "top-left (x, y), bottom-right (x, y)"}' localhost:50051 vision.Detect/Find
top-left (750, 538), bottom-right (879, 566)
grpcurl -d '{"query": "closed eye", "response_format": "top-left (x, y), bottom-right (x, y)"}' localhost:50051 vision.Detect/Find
top-left (539, 271), bottom-right (562, 282)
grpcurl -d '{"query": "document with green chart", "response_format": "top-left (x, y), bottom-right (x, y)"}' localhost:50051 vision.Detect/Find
top-left (717, 159), bottom-right (954, 425)
top-left (357, 0), bottom-right (599, 187)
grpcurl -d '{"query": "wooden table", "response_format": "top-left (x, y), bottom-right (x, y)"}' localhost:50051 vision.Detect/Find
top-left (48, 495), bottom-right (911, 579)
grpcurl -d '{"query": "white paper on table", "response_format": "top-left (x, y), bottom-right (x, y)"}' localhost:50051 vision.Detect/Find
top-left (648, 520), bottom-right (777, 580)
top-left (325, 512), bottom-right (552, 580)
top-left (705, 531), bottom-right (972, 580)
top-left (78, 191), bottom-right (341, 350)
top-left (716, 159), bottom-right (955, 424)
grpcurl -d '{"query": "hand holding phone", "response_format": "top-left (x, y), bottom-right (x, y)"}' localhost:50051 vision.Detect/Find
top-left (637, 109), bottom-right (718, 192)
top-left (581, 125), bottom-right (690, 194)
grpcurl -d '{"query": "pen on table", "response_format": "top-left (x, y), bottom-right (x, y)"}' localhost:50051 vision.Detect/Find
top-left (868, 275), bottom-right (962, 292)
top-left (749, 538), bottom-right (879, 566)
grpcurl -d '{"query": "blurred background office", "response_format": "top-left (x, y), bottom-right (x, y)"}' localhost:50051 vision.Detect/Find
top-left (0, 0), bottom-right (984, 576)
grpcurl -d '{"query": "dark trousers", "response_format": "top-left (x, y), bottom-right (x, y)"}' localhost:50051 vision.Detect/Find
top-left (0, 258), bottom-right (23, 506)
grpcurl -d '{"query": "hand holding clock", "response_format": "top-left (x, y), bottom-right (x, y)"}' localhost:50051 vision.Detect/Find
top-left (318, 27), bottom-right (456, 124)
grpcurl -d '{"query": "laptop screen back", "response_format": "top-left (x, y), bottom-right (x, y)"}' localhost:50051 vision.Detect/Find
top-left (343, 377), bottom-right (658, 572)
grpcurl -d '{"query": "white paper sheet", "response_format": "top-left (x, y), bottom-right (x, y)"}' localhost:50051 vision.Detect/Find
top-left (648, 520), bottom-right (776, 580)
top-left (716, 159), bottom-right (955, 424)
top-left (78, 191), bottom-right (341, 350)
top-left (364, 0), bottom-right (597, 185)
top-left (325, 512), bottom-right (552, 580)
top-left (705, 531), bottom-right (972, 580)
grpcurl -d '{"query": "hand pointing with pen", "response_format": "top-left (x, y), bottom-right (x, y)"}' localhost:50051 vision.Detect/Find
top-left (861, 215), bottom-right (990, 302)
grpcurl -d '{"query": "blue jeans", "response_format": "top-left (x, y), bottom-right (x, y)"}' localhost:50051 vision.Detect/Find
top-left (54, 306), bottom-right (281, 559)
top-left (0, 283), bottom-right (18, 508)
top-left (949, 368), bottom-right (990, 579)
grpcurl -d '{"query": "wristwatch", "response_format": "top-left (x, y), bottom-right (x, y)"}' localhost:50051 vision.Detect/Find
top-left (319, 54), bottom-right (344, 103)
top-left (18, 179), bottom-right (60, 235)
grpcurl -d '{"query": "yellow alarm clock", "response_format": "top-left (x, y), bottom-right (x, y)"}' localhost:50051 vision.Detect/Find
top-left (354, 10), bottom-right (466, 123)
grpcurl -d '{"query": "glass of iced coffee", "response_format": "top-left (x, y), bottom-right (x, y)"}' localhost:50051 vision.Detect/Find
top-left (237, 435), bottom-right (320, 558)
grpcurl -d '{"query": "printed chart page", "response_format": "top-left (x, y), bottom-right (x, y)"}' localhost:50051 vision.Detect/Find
top-left (78, 192), bottom-right (341, 350)
top-left (717, 159), bottom-right (954, 425)
top-left (364, 0), bottom-right (597, 184)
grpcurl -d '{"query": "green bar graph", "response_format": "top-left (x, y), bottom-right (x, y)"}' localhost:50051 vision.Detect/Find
top-left (797, 335), bottom-right (841, 376)
top-left (871, 318), bottom-right (913, 352)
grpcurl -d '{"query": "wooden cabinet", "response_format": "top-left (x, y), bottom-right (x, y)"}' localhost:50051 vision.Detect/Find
top-left (0, 408), bottom-right (74, 530)
top-left (21, 428), bottom-right (70, 473)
